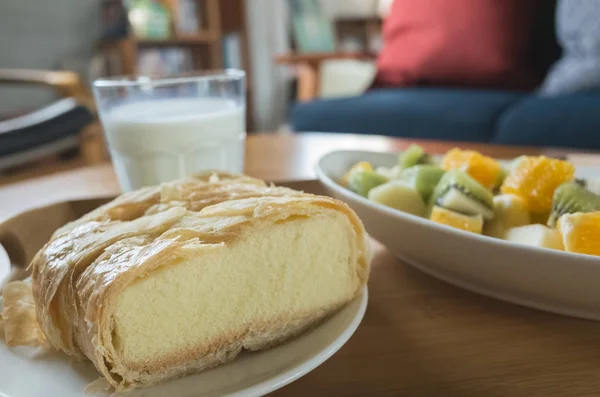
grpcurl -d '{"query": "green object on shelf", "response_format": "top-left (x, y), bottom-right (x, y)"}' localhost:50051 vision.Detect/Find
top-left (127, 0), bottom-right (171, 39)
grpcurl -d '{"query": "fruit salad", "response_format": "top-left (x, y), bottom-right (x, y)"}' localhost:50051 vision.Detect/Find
top-left (341, 145), bottom-right (600, 257)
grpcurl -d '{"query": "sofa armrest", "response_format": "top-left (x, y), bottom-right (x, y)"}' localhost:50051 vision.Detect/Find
top-left (275, 52), bottom-right (376, 101)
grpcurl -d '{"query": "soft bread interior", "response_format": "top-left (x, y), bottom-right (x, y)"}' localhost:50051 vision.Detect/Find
top-left (111, 211), bottom-right (360, 370)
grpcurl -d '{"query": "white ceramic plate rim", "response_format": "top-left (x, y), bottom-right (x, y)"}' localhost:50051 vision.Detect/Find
top-left (0, 244), bottom-right (10, 284)
top-left (226, 286), bottom-right (368, 397)
top-left (316, 150), bottom-right (600, 264)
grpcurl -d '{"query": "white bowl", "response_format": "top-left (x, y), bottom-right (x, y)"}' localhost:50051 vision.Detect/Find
top-left (317, 150), bottom-right (600, 320)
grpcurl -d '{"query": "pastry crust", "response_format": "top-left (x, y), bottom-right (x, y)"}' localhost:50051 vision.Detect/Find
top-left (1, 279), bottom-right (48, 347)
top-left (28, 172), bottom-right (370, 391)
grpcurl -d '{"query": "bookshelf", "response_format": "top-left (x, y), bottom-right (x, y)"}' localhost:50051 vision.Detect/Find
top-left (104, 0), bottom-right (225, 74)
top-left (102, 0), bottom-right (254, 128)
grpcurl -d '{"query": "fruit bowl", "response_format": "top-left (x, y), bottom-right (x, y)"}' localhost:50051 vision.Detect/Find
top-left (317, 150), bottom-right (600, 320)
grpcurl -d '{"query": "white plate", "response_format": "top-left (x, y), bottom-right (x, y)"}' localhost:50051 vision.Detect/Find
top-left (0, 286), bottom-right (367, 397)
top-left (0, 244), bottom-right (10, 284)
top-left (317, 150), bottom-right (600, 321)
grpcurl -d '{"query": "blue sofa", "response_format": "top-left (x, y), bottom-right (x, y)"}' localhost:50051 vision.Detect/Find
top-left (292, 87), bottom-right (600, 150)
top-left (291, 2), bottom-right (600, 150)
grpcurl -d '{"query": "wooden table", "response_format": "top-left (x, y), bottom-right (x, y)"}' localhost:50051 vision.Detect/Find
top-left (2, 133), bottom-right (600, 396)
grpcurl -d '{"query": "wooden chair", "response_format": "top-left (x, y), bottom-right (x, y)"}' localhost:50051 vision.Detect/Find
top-left (0, 69), bottom-right (108, 170)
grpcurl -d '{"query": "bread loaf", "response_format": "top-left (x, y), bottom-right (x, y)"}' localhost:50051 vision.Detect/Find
top-left (29, 173), bottom-right (370, 391)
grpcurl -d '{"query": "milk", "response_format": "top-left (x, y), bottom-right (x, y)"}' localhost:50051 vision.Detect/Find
top-left (103, 98), bottom-right (245, 191)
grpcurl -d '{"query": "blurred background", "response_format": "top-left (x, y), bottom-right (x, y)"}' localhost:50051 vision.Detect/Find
top-left (1, 0), bottom-right (599, 184)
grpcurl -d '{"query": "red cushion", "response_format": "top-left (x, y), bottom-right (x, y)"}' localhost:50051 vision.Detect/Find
top-left (375, 0), bottom-right (539, 90)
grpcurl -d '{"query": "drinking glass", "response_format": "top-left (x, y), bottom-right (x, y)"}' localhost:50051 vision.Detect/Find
top-left (93, 70), bottom-right (246, 192)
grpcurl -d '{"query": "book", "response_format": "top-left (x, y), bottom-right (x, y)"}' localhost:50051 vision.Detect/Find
top-left (175, 0), bottom-right (201, 33)
top-left (223, 33), bottom-right (242, 69)
top-left (288, 0), bottom-right (336, 53)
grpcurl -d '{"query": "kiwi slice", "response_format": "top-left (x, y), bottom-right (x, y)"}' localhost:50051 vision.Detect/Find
top-left (493, 166), bottom-right (509, 193)
top-left (547, 181), bottom-right (600, 226)
top-left (397, 165), bottom-right (445, 201)
top-left (347, 171), bottom-right (388, 197)
top-left (429, 169), bottom-right (494, 219)
top-left (375, 165), bottom-right (402, 180)
top-left (398, 144), bottom-right (432, 169)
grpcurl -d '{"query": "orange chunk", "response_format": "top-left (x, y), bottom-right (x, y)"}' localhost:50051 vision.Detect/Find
top-left (557, 212), bottom-right (600, 256)
top-left (442, 149), bottom-right (502, 190)
top-left (501, 156), bottom-right (575, 213)
top-left (430, 206), bottom-right (483, 234)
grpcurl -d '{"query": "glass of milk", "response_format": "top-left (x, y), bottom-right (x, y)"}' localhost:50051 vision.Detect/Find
top-left (93, 70), bottom-right (246, 192)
